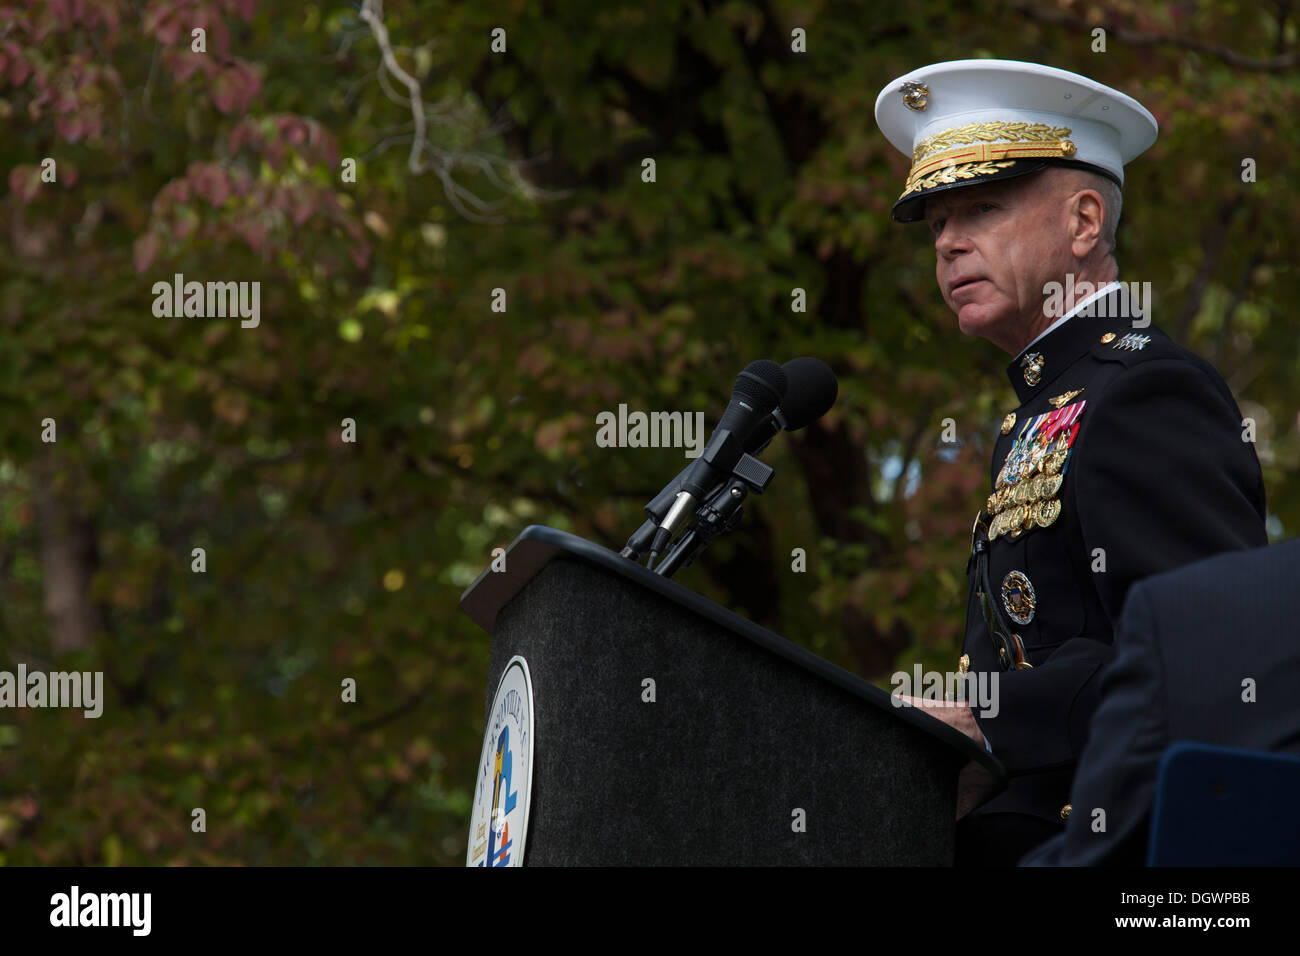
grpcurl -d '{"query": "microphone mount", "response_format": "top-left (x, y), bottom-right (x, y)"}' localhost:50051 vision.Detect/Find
top-left (651, 448), bottom-right (773, 577)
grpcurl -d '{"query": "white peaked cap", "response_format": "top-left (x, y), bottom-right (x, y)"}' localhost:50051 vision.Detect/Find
top-left (874, 59), bottom-right (1158, 222)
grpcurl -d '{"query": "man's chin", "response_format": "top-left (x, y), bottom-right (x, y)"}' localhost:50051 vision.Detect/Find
top-left (955, 303), bottom-right (1012, 341)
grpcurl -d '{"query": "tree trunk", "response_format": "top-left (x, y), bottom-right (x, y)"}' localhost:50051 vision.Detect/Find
top-left (31, 451), bottom-right (101, 655)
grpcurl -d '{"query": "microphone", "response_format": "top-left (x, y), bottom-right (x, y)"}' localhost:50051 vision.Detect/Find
top-left (648, 357), bottom-right (839, 577)
top-left (742, 356), bottom-right (839, 456)
top-left (647, 360), bottom-right (787, 561)
top-left (621, 357), bottom-right (838, 562)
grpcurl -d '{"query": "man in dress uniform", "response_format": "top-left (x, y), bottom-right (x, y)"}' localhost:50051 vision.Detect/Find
top-left (1022, 537), bottom-right (1300, 866)
top-left (873, 60), bottom-right (1268, 865)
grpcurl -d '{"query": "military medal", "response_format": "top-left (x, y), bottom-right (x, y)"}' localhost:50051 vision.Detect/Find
top-left (1035, 498), bottom-right (1062, 527)
top-left (983, 399), bottom-right (1086, 545)
top-left (1001, 570), bottom-right (1037, 625)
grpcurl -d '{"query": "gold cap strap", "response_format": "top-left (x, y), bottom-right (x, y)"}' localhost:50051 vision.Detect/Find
top-left (906, 139), bottom-right (1077, 190)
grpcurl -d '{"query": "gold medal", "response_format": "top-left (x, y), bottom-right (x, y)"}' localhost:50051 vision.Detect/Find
top-left (1001, 570), bottom-right (1037, 625)
top-left (1043, 473), bottom-right (1063, 497)
top-left (1035, 498), bottom-right (1062, 527)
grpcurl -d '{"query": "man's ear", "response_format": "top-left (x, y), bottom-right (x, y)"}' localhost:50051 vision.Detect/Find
top-left (1070, 188), bottom-right (1104, 259)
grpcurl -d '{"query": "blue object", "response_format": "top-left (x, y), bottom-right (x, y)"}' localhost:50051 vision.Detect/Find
top-left (1148, 740), bottom-right (1300, 866)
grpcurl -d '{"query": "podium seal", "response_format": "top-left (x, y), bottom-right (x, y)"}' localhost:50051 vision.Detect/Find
top-left (467, 655), bottom-right (535, 867)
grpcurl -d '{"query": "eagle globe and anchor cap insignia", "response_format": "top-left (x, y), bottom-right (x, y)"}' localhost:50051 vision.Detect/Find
top-left (467, 655), bottom-right (535, 867)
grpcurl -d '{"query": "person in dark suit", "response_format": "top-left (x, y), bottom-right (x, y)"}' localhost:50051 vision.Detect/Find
top-left (1022, 538), bottom-right (1300, 865)
top-left (874, 60), bottom-right (1269, 865)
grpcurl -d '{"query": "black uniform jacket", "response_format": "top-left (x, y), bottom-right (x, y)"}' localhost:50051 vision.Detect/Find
top-left (1022, 537), bottom-right (1300, 865)
top-left (963, 284), bottom-right (1267, 827)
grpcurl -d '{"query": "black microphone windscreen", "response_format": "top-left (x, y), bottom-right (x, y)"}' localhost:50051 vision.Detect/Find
top-left (734, 359), bottom-right (787, 411)
top-left (715, 359), bottom-right (787, 441)
top-left (779, 357), bottom-right (838, 430)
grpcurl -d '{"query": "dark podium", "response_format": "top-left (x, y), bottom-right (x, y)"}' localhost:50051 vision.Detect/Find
top-left (461, 525), bottom-right (1004, 865)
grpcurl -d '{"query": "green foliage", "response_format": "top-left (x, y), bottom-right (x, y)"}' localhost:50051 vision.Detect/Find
top-left (0, 0), bottom-right (1295, 865)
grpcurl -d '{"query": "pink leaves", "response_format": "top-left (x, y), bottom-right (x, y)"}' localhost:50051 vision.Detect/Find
top-left (8, 165), bottom-right (41, 203)
top-left (210, 62), bottom-right (261, 116)
top-left (187, 162), bottom-right (231, 209)
top-left (146, 0), bottom-right (260, 116)
top-left (132, 233), bottom-right (160, 273)
top-left (1, 42), bottom-right (32, 87)
top-left (229, 116), bottom-right (339, 169)
top-left (18, 52), bottom-right (119, 143)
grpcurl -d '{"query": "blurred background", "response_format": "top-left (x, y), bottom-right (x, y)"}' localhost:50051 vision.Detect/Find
top-left (1, 0), bottom-right (1296, 864)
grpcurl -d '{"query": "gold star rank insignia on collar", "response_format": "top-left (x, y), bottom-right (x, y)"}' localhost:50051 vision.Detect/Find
top-left (1049, 387), bottom-right (1084, 408)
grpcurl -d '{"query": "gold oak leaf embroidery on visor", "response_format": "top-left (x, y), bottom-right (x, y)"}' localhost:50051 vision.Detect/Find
top-left (912, 121), bottom-right (1074, 164)
top-left (900, 160), bottom-right (1017, 197)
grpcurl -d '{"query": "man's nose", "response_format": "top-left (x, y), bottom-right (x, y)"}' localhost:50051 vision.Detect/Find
top-left (935, 221), bottom-right (970, 258)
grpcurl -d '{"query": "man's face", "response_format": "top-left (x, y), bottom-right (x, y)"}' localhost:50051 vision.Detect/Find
top-left (924, 171), bottom-right (1077, 349)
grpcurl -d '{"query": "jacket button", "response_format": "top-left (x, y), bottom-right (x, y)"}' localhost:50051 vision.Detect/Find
top-left (1060, 803), bottom-right (1072, 821)
top-left (1100, 332), bottom-right (1116, 344)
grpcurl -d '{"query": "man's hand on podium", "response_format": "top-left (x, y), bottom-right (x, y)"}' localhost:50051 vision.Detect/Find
top-left (896, 695), bottom-right (999, 820)
top-left (955, 761), bottom-right (1000, 820)
top-left (894, 695), bottom-right (987, 750)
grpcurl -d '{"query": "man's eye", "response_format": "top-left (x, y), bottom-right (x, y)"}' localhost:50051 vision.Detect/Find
top-left (977, 202), bottom-right (996, 212)
top-left (930, 219), bottom-right (946, 234)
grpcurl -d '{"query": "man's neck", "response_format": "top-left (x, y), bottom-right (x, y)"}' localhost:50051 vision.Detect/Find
top-left (1009, 273), bottom-right (1120, 357)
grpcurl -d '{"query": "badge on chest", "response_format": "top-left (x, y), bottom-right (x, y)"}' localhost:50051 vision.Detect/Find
top-left (985, 400), bottom-right (1087, 541)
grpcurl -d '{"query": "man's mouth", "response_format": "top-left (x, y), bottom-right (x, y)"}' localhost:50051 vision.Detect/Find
top-left (950, 277), bottom-right (986, 294)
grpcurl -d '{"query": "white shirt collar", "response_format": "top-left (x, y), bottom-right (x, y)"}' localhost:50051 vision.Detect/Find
top-left (1016, 280), bottom-right (1121, 360)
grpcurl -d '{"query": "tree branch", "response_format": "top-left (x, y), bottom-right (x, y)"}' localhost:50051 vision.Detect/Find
top-left (1010, 2), bottom-right (1300, 70)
